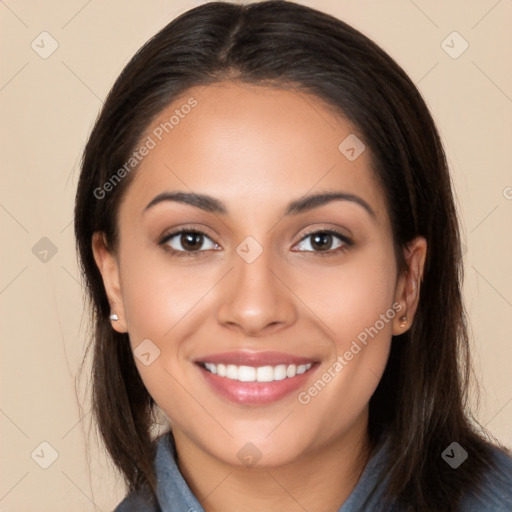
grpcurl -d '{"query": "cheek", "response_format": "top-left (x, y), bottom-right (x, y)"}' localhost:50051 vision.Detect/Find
top-left (294, 244), bottom-right (398, 343)
top-left (119, 242), bottom-right (217, 344)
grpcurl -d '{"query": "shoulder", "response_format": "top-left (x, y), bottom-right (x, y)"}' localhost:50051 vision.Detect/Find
top-left (114, 491), bottom-right (160, 512)
top-left (113, 434), bottom-right (173, 512)
top-left (460, 444), bottom-right (512, 511)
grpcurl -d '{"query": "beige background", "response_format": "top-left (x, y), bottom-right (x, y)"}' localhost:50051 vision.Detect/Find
top-left (1, 0), bottom-right (511, 510)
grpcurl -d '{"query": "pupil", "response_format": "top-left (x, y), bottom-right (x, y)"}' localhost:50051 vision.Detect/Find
top-left (182, 232), bottom-right (202, 250)
top-left (311, 233), bottom-right (331, 251)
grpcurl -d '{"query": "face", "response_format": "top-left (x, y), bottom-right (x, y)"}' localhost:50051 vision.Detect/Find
top-left (93, 82), bottom-right (426, 468)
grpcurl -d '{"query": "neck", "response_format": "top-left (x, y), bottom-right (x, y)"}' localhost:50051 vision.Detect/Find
top-left (172, 412), bottom-right (371, 512)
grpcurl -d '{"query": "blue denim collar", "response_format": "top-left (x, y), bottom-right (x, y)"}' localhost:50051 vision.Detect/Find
top-left (117, 430), bottom-right (512, 512)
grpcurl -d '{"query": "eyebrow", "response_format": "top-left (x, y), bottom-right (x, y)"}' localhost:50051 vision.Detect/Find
top-left (143, 190), bottom-right (375, 218)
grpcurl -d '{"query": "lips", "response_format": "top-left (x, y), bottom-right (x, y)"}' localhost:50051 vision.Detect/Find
top-left (195, 351), bottom-right (318, 405)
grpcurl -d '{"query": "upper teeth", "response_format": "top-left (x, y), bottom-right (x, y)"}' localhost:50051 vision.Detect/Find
top-left (203, 363), bottom-right (312, 382)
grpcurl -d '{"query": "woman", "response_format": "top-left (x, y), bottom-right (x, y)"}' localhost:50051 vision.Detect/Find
top-left (74, 1), bottom-right (512, 511)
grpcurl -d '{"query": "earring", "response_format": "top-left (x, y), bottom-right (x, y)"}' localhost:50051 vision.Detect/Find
top-left (109, 313), bottom-right (119, 321)
top-left (399, 315), bottom-right (408, 328)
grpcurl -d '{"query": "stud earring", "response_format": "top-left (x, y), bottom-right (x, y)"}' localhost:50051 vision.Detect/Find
top-left (109, 313), bottom-right (119, 321)
top-left (399, 315), bottom-right (408, 328)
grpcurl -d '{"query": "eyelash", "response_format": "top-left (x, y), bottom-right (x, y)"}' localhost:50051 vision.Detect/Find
top-left (157, 226), bottom-right (354, 258)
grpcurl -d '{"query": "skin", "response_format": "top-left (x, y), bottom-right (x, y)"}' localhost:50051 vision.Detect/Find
top-left (93, 82), bottom-right (427, 512)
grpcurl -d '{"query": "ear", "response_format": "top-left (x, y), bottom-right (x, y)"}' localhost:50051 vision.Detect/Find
top-left (392, 236), bottom-right (427, 335)
top-left (91, 232), bottom-right (128, 333)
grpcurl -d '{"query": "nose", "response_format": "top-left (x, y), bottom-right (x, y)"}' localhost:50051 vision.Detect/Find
top-left (216, 249), bottom-right (298, 337)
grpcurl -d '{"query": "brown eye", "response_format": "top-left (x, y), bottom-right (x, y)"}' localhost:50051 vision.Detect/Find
top-left (160, 230), bottom-right (218, 253)
top-left (180, 232), bottom-right (204, 251)
top-left (310, 233), bottom-right (334, 251)
top-left (296, 230), bottom-right (351, 253)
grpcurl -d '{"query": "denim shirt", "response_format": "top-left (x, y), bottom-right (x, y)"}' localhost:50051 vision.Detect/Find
top-left (115, 433), bottom-right (512, 512)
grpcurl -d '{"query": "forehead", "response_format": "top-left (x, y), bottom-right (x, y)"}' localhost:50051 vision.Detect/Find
top-left (121, 81), bottom-right (387, 221)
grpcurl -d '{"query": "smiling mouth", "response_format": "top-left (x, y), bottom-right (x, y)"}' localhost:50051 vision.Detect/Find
top-left (195, 351), bottom-right (319, 404)
top-left (199, 362), bottom-right (313, 382)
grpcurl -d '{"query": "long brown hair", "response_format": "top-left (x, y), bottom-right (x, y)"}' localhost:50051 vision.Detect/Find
top-left (74, 2), bottom-right (505, 510)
